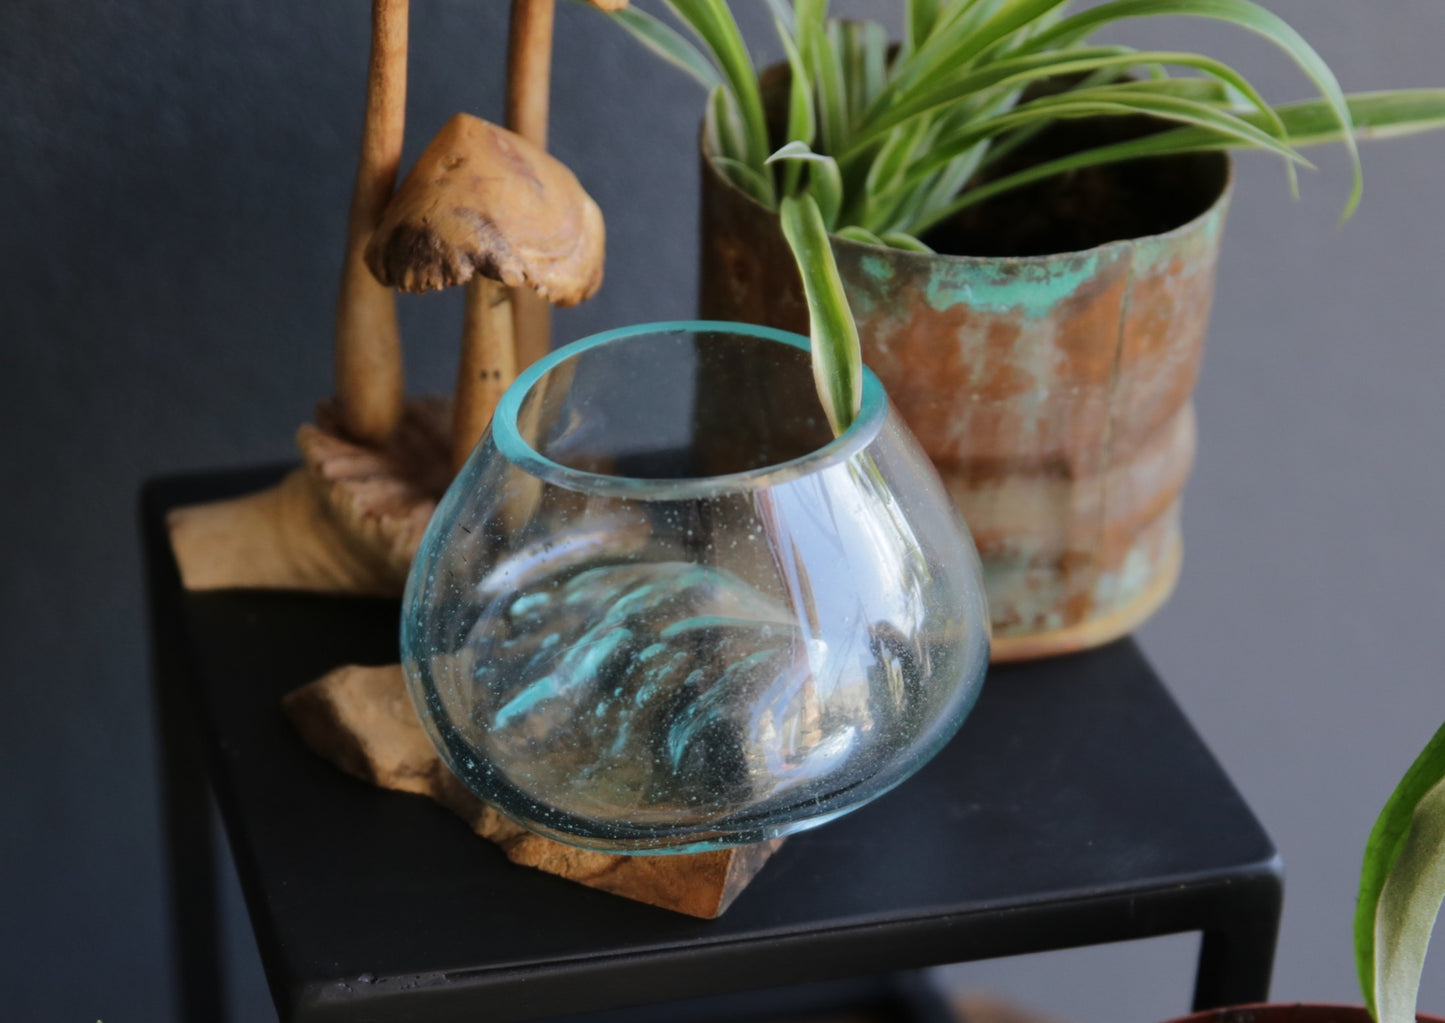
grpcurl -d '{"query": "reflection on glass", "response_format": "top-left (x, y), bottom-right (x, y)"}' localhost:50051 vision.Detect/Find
top-left (402, 322), bottom-right (990, 854)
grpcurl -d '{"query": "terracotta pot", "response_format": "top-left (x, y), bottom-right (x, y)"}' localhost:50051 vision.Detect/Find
top-left (1164, 1005), bottom-right (1445, 1023)
top-left (698, 140), bottom-right (1231, 662)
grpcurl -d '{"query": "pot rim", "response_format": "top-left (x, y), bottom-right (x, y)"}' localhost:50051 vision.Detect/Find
top-left (1159, 1003), bottom-right (1445, 1023)
top-left (700, 136), bottom-right (1234, 266)
top-left (491, 319), bottom-right (890, 500)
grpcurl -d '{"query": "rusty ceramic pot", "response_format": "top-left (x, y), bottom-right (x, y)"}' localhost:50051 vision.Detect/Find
top-left (1164, 1005), bottom-right (1445, 1023)
top-left (699, 145), bottom-right (1231, 662)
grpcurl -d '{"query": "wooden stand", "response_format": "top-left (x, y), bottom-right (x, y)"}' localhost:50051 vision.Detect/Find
top-left (283, 664), bottom-right (781, 919)
top-left (166, 398), bottom-right (450, 595)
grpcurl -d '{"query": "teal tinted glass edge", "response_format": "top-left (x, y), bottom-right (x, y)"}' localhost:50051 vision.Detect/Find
top-left (491, 320), bottom-right (889, 500)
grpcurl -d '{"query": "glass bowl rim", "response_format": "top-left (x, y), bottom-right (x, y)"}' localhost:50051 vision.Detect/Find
top-left (490, 320), bottom-right (889, 500)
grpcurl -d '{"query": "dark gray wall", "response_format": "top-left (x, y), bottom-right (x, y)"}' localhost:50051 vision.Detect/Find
top-left (3, 2), bottom-right (1443, 1020)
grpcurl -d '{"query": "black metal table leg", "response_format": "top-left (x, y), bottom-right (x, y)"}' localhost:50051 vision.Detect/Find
top-left (145, 492), bottom-right (226, 1023)
top-left (888, 971), bottom-right (964, 1023)
top-left (1191, 870), bottom-right (1285, 1010)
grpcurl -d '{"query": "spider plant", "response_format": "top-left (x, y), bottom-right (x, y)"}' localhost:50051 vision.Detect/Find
top-left (1357, 721), bottom-right (1445, 1023)
top-left (599, 0), bottom-right (1445, 435)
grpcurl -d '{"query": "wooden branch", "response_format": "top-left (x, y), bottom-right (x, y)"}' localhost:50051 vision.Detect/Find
top-left (506, 0), bottom-right (554, 149)
top-left (284, 664), bottom-right (780, 918)
top-left (334, 0), bottom-right (409, 444)
top-left (507, 0), bottom-right (556, 369)
top-left (511, 291), bottom-right (553, 373)
top-left (454, 277), bottom-right (517, 470)
top-left (166, 400), bottom-right (450, 595)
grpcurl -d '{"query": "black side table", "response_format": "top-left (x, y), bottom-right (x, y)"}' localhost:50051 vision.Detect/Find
top-left (143, 469), bottom-right (1282, 1023)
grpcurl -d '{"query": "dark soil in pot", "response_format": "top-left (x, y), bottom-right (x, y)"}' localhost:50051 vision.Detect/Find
top-left (924, 115), bottom-right (1232, 257)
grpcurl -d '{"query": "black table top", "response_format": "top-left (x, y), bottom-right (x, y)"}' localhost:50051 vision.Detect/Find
top-left (143, 468), bottom-right (1281, 1023)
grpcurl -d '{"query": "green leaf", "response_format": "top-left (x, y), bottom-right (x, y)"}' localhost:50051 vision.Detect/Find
top-left (1089, 75), bottom-right (1293, 194)
top-left (806, 14), bottom-right (849, 152)
top-left (1357, 722), bottom-right (1445, 1023)
top-left (858, 20), bottom-right (889, 114)
top-left (869, 173), bottom-right (937, 234)
top-left (714, 156), bottom-right (775, 205)
top-left (1108, 77), bottom-right (1238, 103)
top-left (1023, 0), bottom-right (1362, 219)
top-left (860, 118), bottom-right (937, 228)
top-left (1273, 89), bottom-right (1445, 146)
top-left (766, 140), bottom-right (831, 164)
top-left (854, 44), bottom-right (1125, 145)
top-left (779, 193), bottom-right (862, 435)
top-left (883, 0), bottom-right (1073, 102)
top-left (971, 64), bottom-right (1129, 172)
top-left (836, 225), bottom-right (887, 246)
top-left (912, 131), bottom-right (1204, 231)
top-left (907, 0), bottom-right (943, 51)
top-left (913, 89), bottom-right (1445, 233)
top-left (767, 143), bottom-right (845, 229)
top-left (886, 86), bottom-right (1308, 215)
top-left (881, 230), bottom-right (934, 253)
top-left (763, 0), bottom-right (795, 35)
top-left (606, 6), bottom-right (722, 92)
top-left (911, 142), bottom-right (990, 228)
top-left (704, 84), bottom-right (749, 165)
top-left (794, 0), bottom-right (827, 29)
top-left (829, 19), bottom-right (891, 130)
top-left (852, 48), bottom-right (1283, 152)
top-left (811, 154), bottom-right (845, 228)
top-left (664, 0), bottom-right (772, 174)
top-left (773, 12), bottom-right (816, 195)
top-left (833, 20), bottom-right (865, 126)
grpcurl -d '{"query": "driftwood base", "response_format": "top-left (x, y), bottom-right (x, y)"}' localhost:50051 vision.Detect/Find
top-left (166, 398), bottom-right (451, 595)
top-left (282, 664), bottom-right (781, 919)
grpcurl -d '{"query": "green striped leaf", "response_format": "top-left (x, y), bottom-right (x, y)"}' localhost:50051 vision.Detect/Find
top-left (1273, 89), bottom-right (1445, 145)
top-left (1022, 0), bottom-right (1361, 218)
top-left (907, 0), bottom-right (942, 52)
top-left (607, 6), bottom-right (722, 92)
top-left (810, 153), bottom-right (844, 228)
top-left (773, 12), bottom-right (816, 196)
top-left (802, 9), bottom-right (849, 152)
top-left (881, 230), bottom-right (934, 253)
top-left (1357, 723), bottom-right (1445, 1023)
top-left (883, 0), bottom-right (1072, 102)
top-left (886, 86), bottom-right (1308, 211)
top-left (762, 0), bottom-right (795, 35)
top-left (851, 47), bottom-right (1281, 152)
top-left (913, 89), bottom-right (1445, 232)
top-left (768, 142), bottom-right (846, 230)
top-left (714, 155), bottom-right (775, 205)
top-left (704, 84), bottom-right (749, 165)
top-left (779, 193), bottom-right (861, 435)
top-left (836, 224), bottom-right (887, 246)
top-left (664, 0), bottom-right (772, 174)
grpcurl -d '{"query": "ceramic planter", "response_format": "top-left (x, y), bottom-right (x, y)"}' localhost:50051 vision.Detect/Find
top-left (699, 144), bottom-right (1231, 661)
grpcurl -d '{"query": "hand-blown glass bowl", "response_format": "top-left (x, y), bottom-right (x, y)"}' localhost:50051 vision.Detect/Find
top-left (401, 321), bottom-right (990, 854)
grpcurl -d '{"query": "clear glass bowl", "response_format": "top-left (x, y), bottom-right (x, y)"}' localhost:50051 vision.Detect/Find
top-left (401, 322), bottom-right (990, 854)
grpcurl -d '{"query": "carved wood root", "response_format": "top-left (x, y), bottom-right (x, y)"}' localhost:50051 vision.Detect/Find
top-left (333, 0), bottom-right (409, 444)
top-left (166, 398), bottom-right (451, 595)
top-left (283, 664), bottom-right (781, 918)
